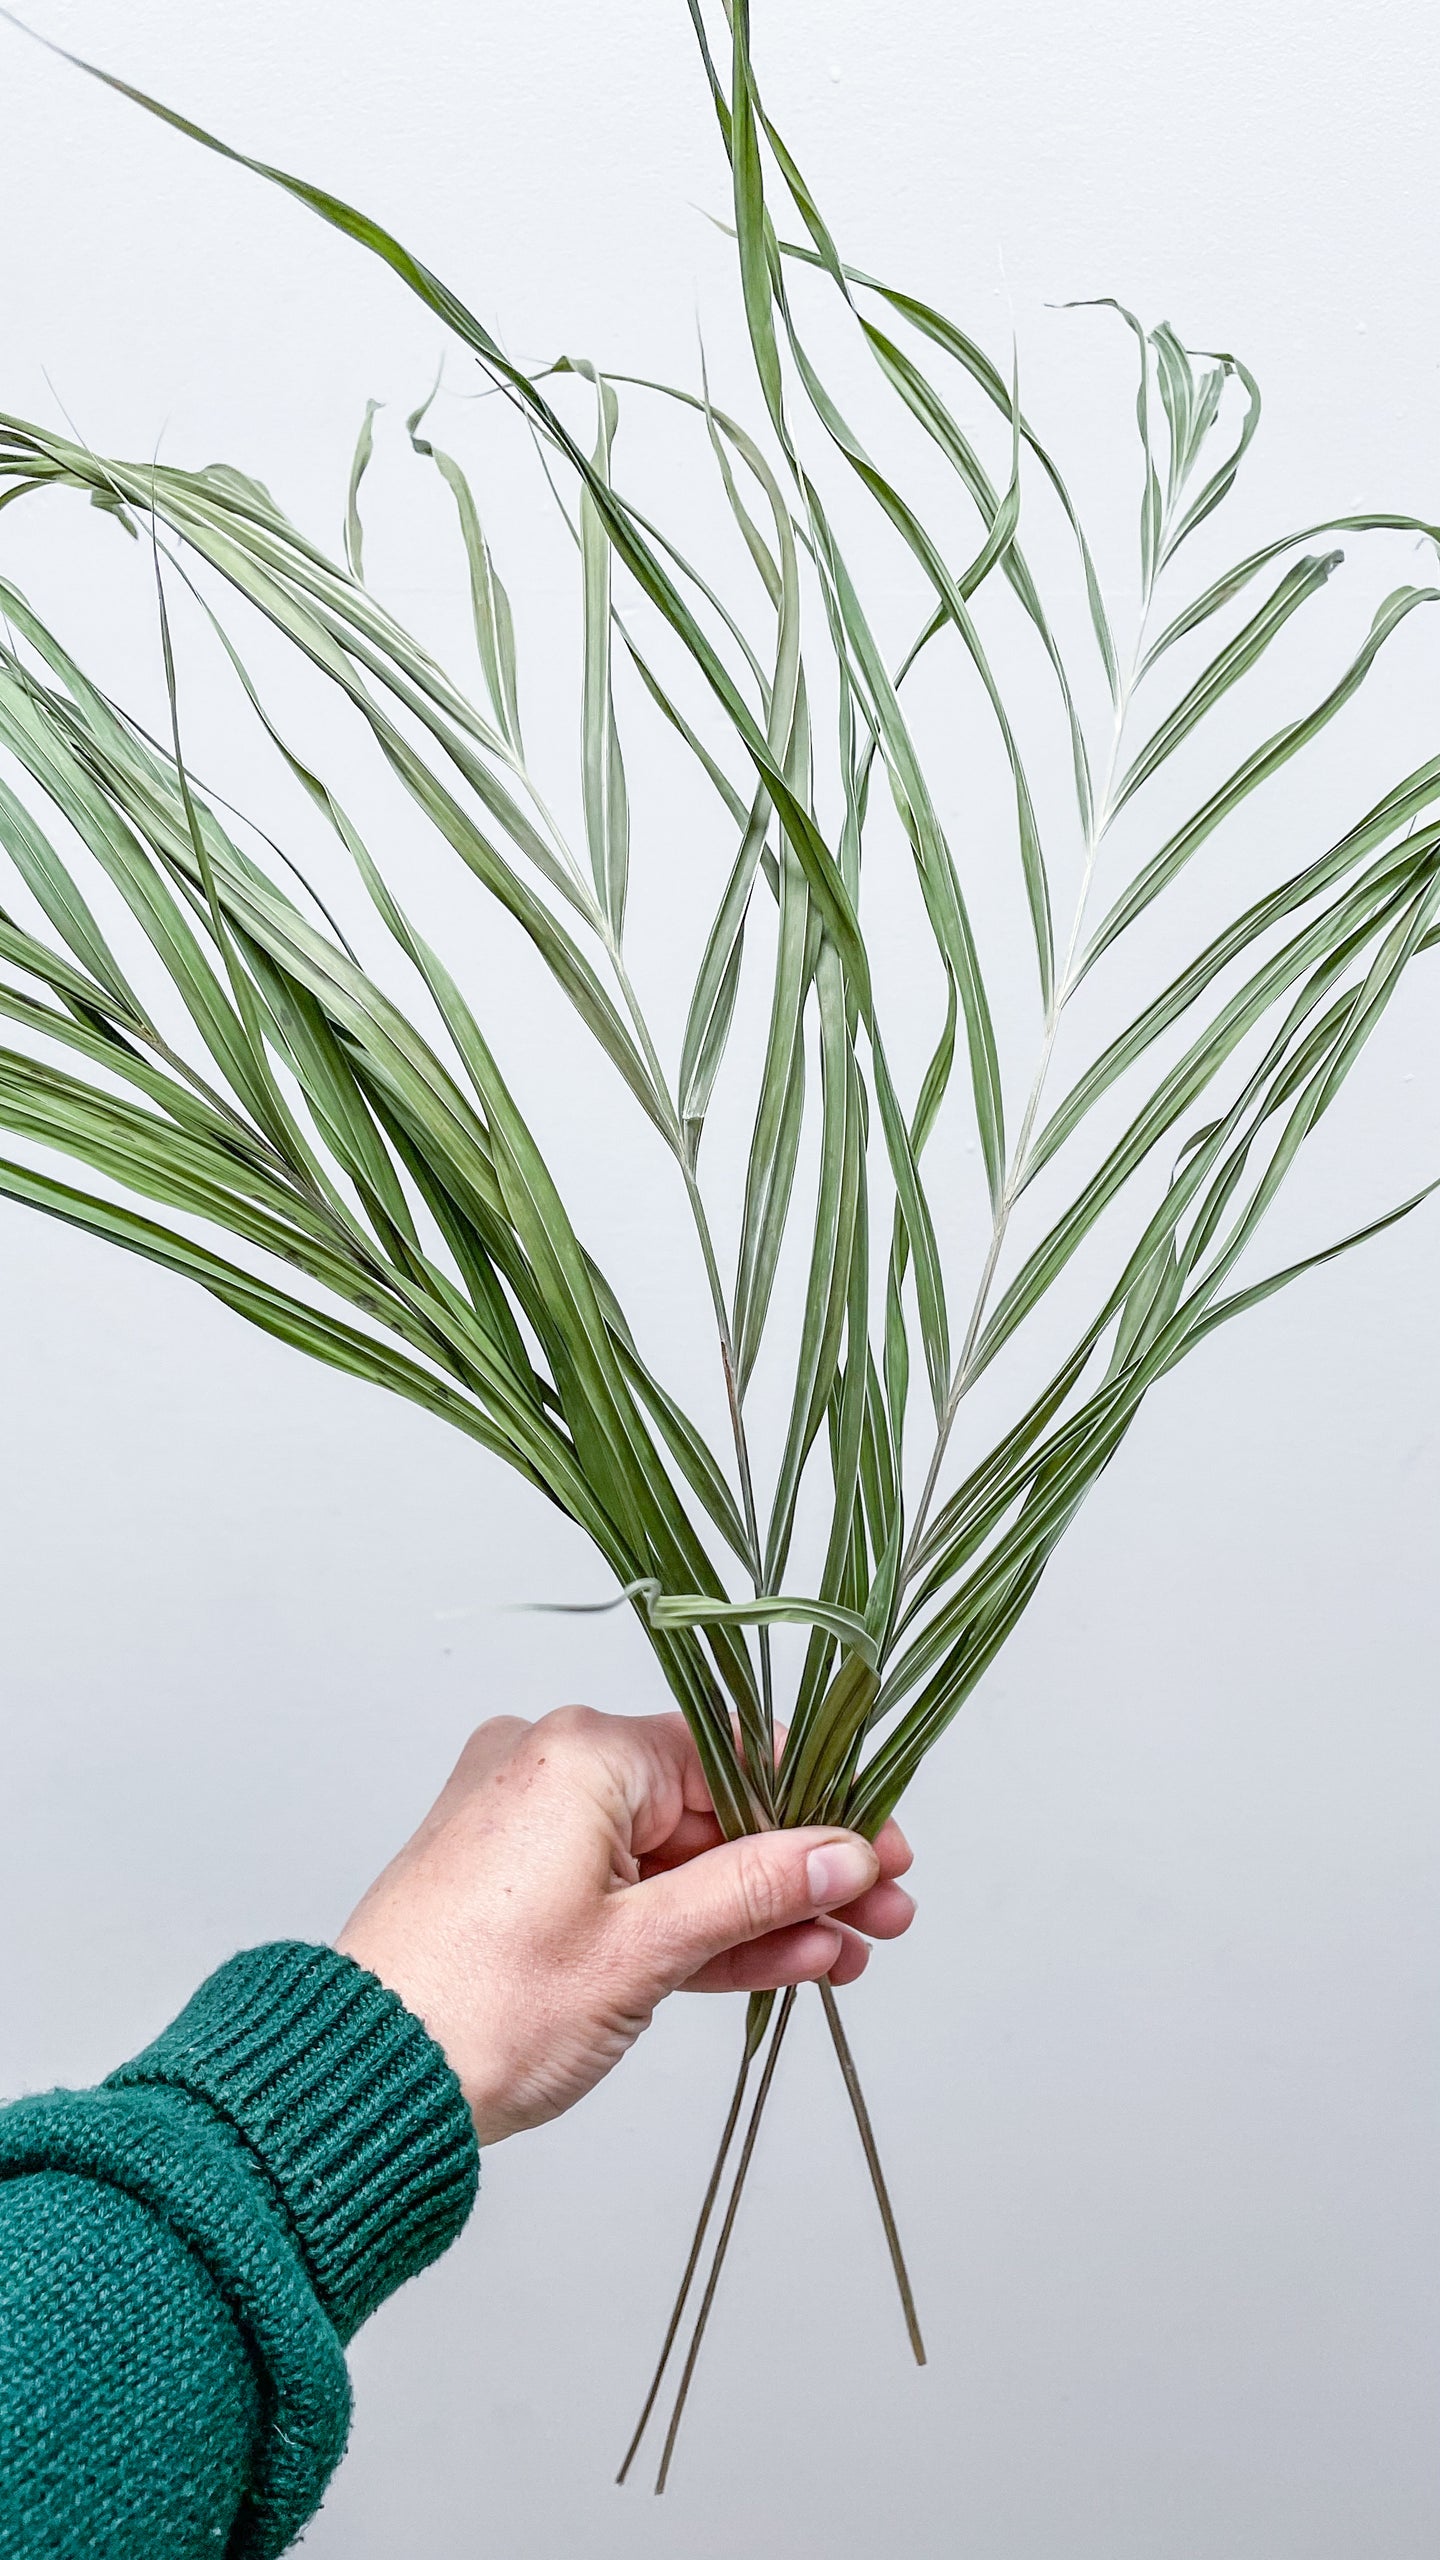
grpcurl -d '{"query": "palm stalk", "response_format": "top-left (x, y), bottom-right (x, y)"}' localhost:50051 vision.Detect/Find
top-left (2, 0), bottom-right (1438, 2483)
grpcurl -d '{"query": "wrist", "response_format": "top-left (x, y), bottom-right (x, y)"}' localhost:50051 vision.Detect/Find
top-left (109, 1940), bottom-right (479, 2337)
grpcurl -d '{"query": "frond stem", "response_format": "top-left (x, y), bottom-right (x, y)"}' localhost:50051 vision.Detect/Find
top-left (605, 930), bottom-right (778, 1759)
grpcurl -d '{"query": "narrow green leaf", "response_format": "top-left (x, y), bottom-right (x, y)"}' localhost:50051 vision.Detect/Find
top-left (646, 1593), bottom-right (877, 1669)
top-left (344, 397), bottom-right (381, 582)
top-left (573, 363), bottom-right (631, 938)
top-left (1084, 583), bottom-right (1440, 972)
top-left (1110, 552), bottom-right (1341, 820)
top-left (406, 385), bottom-right (525, 750)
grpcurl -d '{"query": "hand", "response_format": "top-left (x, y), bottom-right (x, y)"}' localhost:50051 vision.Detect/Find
top-left (336, 1705), bottom-right (916, 2144)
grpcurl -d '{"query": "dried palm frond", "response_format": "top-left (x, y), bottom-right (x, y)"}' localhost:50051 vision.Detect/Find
top-left (1, 0), bottom-right (1435, 2482)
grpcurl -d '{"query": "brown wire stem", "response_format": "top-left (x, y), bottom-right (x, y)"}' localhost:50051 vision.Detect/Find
top-left (614, 2027), bottom-right (755, 2484)
top-left (653, 1986), bottom-right (798, 2492)
top-left (820, 1977), bottom-right (926, 2365)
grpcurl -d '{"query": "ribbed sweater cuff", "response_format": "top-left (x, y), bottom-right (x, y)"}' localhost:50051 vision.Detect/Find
top-left (107, 1941), bottom-right (478, 2341)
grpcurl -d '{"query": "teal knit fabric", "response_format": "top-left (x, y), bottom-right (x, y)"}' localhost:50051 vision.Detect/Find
top-left (0, 1943), bottom-right (479, 2558)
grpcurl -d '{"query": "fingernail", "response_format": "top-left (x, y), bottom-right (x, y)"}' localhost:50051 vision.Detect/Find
top-left (806, 1840), bottom-right (876, 1908)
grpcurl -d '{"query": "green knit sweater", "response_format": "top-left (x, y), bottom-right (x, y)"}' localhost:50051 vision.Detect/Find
top-left (0, 1943), bottom-right (479, 2557)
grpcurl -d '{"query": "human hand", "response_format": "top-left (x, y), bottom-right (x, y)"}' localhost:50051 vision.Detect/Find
top-left (336, 1706), bottom-right (916, 2144)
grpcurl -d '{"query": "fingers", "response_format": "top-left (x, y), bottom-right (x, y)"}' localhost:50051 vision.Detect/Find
top-left (620, 1821), bottom-right (881, 1996)
top-left (640, 1812), bottom-right (915, 1931)
top-left (683, 1915), bottom-right (872, 1993)
top-left (639, 1841), bottom-right (914, 1938)
top-left (583, 1708), bottom-right (915, 1891)
top-left (635, 1804), bottom-right (725, 1876)
top-left (477, 1709), bottom-right (917, 1942)
top-left (473, 1708), bottom-right (916, 1993)
top-left (829, 1874), bottom-right (916, 1939)
top-left (873, 1815), bottom-right (914, 1881)
top-left (823, 1921), bottom-right (871, 1987)
top-left (681, 1918), bottom-right (840, 1993)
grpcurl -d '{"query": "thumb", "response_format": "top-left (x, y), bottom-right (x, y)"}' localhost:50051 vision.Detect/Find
top-left (624, 1826), bottom-right (879, 1991)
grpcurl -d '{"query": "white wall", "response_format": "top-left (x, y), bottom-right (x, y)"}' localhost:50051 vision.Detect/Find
top-left (2, 4), bottom-right (1438, 2554)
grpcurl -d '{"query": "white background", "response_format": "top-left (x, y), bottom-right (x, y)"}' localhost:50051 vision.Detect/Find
top-left (2, 4), bottom-right (1438, 2554)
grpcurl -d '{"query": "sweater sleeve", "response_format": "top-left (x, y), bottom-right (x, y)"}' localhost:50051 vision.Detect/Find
top-left (0, 1943), bottom-right (479, 2560)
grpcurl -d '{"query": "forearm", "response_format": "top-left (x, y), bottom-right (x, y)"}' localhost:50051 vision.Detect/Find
top-left (0, 1944), bottom-right (478, 2559)
top-left (0, 2158), bottom-right (264, 2558)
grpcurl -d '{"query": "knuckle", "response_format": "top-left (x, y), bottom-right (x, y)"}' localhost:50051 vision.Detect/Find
top-left (600, 1899), bottom-right (671, 2006)
top-left (463, 1714), bottom-right (527, 1753)
top-left (450, 1715), bottom-right (529, 1784)
top-left (533, 1702), bottom-right (605, 1752)
top-left (731, 1838), bottom-right (788, 1938)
